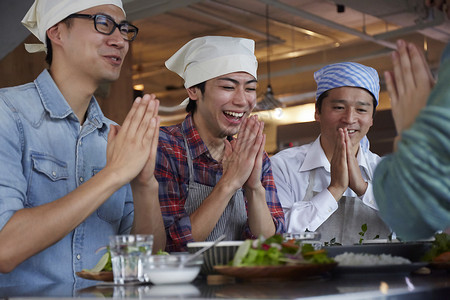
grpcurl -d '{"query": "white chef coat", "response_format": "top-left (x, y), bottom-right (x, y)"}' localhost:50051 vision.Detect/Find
top-left (271, 136), bottom-right (381, 234)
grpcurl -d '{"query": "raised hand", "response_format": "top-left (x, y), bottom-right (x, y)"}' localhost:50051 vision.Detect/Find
top-left (243, 120), bottom-right (265, 191)
top-left (222, 115), bottom-right (264, 191)
top-left (328, 128), bottom-right (349, 201)
top-left (132, 97), bottom-right (160, 188)
top-left (106, 94), bottom-right (160, 186)
top-left (345, 129), bottom-right (368, 196)
top-left (384, 40), bottom-right (435, 136)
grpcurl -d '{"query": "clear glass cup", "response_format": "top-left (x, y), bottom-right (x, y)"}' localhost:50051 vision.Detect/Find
top-left (109, 234), bottom-right (153, 284)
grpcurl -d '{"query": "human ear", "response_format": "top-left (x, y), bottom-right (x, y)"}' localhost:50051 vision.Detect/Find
top-left (314, 108), bottom-right (320, 122)
top-left (46, 24), bottom-right (64, 47)
top-left (186, 87), bottom-right (200, 100)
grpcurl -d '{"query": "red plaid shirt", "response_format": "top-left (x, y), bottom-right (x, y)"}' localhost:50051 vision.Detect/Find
top-left (155, 113), bottom-right (285, 252)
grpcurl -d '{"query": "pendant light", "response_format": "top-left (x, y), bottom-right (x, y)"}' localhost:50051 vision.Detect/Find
top-left (255, 4), bottom-right (284, 111)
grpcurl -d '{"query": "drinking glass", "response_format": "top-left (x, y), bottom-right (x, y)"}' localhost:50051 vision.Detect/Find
top-left (109, 234), bottom-right (153, 284)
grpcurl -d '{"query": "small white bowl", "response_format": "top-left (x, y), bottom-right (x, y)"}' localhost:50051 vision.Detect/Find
top-left (140, 254), bottom-right (203, 285)
top-left (187, 241), bottom-right (243, 275)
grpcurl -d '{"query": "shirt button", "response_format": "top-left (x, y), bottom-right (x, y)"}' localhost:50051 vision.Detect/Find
top-left (369, 200), bottom-right (374, 205)
top-left (79, 177), bottom-right (84, 182)
top-left (79, 140), bottom-right (82, 146)
top-left (76, 254), bottom-right (81, 260)
top-left (52, 171), bottom-right (56, 177)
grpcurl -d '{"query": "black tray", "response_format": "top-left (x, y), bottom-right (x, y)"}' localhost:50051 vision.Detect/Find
top-left (324, 242), bottom-right (432, 262)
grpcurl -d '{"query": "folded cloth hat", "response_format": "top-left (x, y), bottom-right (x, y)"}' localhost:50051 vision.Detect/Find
top-left (165, 36), bottom-right (258, 105)
top-left (22, 0), bottom-right (125, 53)
top-left (314, 62), bottom-right (380, 106)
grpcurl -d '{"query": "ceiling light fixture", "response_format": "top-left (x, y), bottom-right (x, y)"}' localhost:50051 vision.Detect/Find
top-left (133, 84), bottom-right (145, 91)
top-left (255, 4), bottom-right (285, 112)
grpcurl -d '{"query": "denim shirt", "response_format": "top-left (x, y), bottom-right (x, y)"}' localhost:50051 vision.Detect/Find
top-left (0, 70), bottom-right (134, 286)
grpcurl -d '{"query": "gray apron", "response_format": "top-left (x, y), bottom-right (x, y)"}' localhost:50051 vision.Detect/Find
top-left (182, 135), bottom-right (247, 241)
top-left (305, 169), bottom-right (390, 245)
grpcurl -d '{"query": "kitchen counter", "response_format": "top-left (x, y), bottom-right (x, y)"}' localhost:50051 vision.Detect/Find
top-left (1, 268), bottom-right (449, 299)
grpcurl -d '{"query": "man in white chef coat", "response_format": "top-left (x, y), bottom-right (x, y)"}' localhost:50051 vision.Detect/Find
top-left (271, 62), bottom-right (391, 245)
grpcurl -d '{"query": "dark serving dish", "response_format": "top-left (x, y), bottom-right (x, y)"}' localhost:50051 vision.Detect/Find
top-left (324, 242), bottom-right (433, 275)
top-left (324, 242), bottom-right (432, 262)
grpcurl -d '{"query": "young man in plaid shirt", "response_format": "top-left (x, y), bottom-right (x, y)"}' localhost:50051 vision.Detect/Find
top-left (155, 36), bottom-right (285, 252)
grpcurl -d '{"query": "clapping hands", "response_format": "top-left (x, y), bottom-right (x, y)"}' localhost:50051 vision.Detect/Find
top-left (222, 115), bottom-right (265, 192)
top-left (106, 94), bottom-right (160, 186)
top-left (329, 128), bottom-right (368, 200)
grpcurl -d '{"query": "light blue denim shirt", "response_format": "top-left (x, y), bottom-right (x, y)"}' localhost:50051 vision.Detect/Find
top-left (0, 70), bottom-right (134, 286)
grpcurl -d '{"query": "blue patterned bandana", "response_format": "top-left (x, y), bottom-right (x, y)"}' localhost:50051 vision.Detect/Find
top-left (314, 62), bottom-right (380, 106)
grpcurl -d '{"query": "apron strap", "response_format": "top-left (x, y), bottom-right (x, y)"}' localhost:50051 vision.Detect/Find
top-left (183, 134), bottom-right (196, 182)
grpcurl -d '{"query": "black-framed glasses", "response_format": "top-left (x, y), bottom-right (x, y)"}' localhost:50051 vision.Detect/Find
top-left (66, 14), bottom-right (139, 41)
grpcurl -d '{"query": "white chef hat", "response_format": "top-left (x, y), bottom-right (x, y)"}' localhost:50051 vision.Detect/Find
top-left (22, 0), bottom-right (125, 53)
top-left (314, 62), bottom-right (380, 106)
top-left (165, 36), bottom-right (258, 93)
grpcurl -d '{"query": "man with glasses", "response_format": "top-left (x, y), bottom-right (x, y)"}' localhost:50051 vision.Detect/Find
top-left (0, 0), bottom-right (165, 285)
top-left (65, 13), bottom-right (139, 42)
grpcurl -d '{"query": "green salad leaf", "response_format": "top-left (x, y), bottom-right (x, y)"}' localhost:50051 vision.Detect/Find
top-left (422, 233), bottom-right (450, 262)
top-left (83, 251), bottom-right (112, 272)
top-left (156, 249), bottom-right (170, 255)
top-left (103, 253), bottom-right (112, 271)
top-left (230, 234), bottom-right (334, 267)
top-left (301, 243), bottom-right (334, 264)
top-left (232, 239), bottom-right (252, 266)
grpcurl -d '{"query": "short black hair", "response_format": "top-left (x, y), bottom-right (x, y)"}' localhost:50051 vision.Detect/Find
top-left (315, 89), bottom-right (377, 117)
top-left (186, 81), bottom-right (206, 114)
top-left (45, 35), bottom-right (53, 65)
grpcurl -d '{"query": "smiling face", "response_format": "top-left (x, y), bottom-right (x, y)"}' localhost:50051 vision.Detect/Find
top-left (55, 4), bottom-right (129, 85)
top-left (188, 71), bottom-right (257, 143)
top-left (315, 86), bottom-right (374, 155)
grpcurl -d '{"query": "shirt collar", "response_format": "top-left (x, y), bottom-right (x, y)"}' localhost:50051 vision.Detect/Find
top-left (181, 113), bottom-right (210, 159)
top-left (299, 135), bottom-right (372, 178)
top-left (35, 69), bottom-right (106, 128)
top-left (299, 136), bottom-right (329, 172)
top-left (84, 98), bottom-right (107, 129)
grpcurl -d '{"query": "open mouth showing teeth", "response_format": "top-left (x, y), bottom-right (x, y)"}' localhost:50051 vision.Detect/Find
top-left (106, 56), bottom-right (121, 62)
top-left (224, 111), bottom-right (244, 118)
top-left (347, 130), bottom-right (356, 134)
